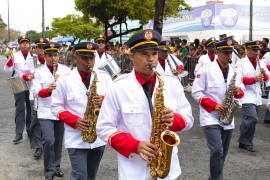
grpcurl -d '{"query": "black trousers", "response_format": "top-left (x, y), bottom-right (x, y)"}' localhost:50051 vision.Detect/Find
top-left (14, 90), bottom-right (31, 135)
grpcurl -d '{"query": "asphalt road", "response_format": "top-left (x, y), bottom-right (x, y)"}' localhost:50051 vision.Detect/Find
top-left (0, 55), bottom-right (269, 180)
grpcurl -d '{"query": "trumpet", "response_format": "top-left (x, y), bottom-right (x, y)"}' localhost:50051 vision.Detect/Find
top-left (256, 56), bottom-right (267, 97)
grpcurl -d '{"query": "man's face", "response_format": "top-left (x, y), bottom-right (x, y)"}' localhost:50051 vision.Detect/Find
top-left (217, 50), bottom-right (232, 64)
top-left (129, 49), bottom-right (158, 78)
top-left (19, 41), bottom-right (30, 52)
top-left (45, 52), bottom-right (59, 66)
top-left (158, 49), bottom-right (169, 60)
top-left (247, 48), bottom-right (259, 58)
top-left (74, 54), bottom-right (95, 72)
top-left (207, 45), bottom-right (216, 54)
top-left (96, 40), bottom-right (105, 50)
top-left (36, 46), bottom-right (44, 55)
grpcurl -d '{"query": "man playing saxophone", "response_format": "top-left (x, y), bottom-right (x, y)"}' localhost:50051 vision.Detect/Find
top-left (96, 29), bottom-right (194, 180)
top-left (192, 39), bottom-right (245, 180)
top-left (32, 42), bottom-right (70, 180)
top-left (235, 40), bottom-right (270, 153)
top-left (51, 42), bottom-right (112, 180)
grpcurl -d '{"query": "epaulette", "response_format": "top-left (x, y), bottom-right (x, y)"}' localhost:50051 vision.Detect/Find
top-left (113, 73), bottom-right (129, 82)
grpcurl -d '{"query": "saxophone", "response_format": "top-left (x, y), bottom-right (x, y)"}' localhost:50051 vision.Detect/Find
top-left (148, 64), bottom-right (180, 179)
top-left (219, 64), bottom-right (242, 125)
top-left (82, 68), bottom-right (99, 143)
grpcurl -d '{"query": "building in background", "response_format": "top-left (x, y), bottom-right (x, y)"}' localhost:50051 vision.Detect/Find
top-left (144, 1), bottom-right (270, 43)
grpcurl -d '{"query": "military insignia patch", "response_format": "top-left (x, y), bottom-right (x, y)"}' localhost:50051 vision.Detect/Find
top-left (143, 30), bottom-right (154, 41)
top-left (197, 74), bottom-right (201, 78)
top-left (256, 41), bottom-right (260, 45)
top-left (40, 38), bottom-right (44, 43)
top-left (87, 43), bottom-right (93, 50)
top-left (22, 35), bottom-right (26, 39)
top-left (50, 43), bottom-right (55, 48)
top-left (166, 41), bottom-right (170, 46)
top-left (227, 39), bottom-right (232, 46)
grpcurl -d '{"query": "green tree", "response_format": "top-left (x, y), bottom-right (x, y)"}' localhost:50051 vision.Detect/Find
top-left (75, 0), bottom-right (155, 43)
top-left (51, 14), bottom-right (102, 44)
top-left (154, 0), bottom-right (191, 35)
top-left (0, 15), bottom-right (7, 29)
top-left (26, 30), bottom-right (41, 41)
top-left (75, 0), bottom-right (191, 42)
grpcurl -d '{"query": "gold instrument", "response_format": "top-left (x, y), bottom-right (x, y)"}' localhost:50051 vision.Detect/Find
top-left (256, 56), bottom-right (267, 97)
top-left (220, 62), bottom-right (242, 125)
top-left (148, 64), bottom-right (180, 179)
top-left (82, 68), bottom-right (99, 143)
top-left (166, 57), bottom-right (179, 76)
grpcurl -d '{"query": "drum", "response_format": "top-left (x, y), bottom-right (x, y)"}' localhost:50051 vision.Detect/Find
top-left (8, 76), bottom-right (28, 94)
top-left (180, 71), bottom-right (189, 88)
top-left (99, 58), bottom-right (121, 79)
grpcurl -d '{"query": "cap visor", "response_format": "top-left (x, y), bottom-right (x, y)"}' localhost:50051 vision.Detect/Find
top-left (77, 52), bottom-right (95, 57)
top-left (132, 44), bottom-right (159, 51)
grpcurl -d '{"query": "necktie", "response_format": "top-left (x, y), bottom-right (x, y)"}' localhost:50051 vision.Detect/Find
top-left (84, 74), bottom-right (90, 89)
top-left (160, 60), bottom-right (165, 70)
top-left (23, 54), bottom-right (27, 60)
top-left (142, 83), bottom-right (153, 116)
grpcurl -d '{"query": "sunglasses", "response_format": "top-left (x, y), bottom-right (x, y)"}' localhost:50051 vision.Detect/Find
top-left (97, 41), bottom-right (105, 44)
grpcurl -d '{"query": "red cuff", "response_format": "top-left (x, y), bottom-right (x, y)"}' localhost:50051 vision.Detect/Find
top-left (5, 59), bottom-right (14, 67)
top-left (169, 113), bottom-right (187, 131)
top-left (101, 95), bottom-right (105, 101)
top-left (178, 65), bottom-right (185, 71)
top-left (109, 131), bottom-right (140, 158)
top-left (242, 77), bottom-right (255, 85)
top-left (234, 88), bottom-right (244, 98)
top-left (266, 65), bottom-right (270, 71)
top-left (199, 97), bottom-right (217, 113)
top-left (58, 110), bottom-right (79, 129)
top-left (22, 74), bottom-right (30, 81)
top-left (264, 74), bottom-right (269, 81)
top-left (38, 88), bottom-right (52, 98)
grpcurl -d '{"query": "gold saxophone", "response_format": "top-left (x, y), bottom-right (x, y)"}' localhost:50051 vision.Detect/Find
top-left (220, 63), bottom-right (242, 125)
top-left (148, 64), bottom-right (180, 179)
top-left (81, 68), bottom-right (99, 143)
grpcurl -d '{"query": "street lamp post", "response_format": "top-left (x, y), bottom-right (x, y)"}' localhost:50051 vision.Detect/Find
top-left (42, 0), bottom-right (45, 37)
top-left (7, 0), bottom-right (10, 42)
top-left (249, 0), bottom-right (253, 40)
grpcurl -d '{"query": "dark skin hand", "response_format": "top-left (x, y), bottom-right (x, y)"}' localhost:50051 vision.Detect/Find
top-left (92, 95), bottom-right (103, 108)
top-left (76, 118), bottom-right (89, 131)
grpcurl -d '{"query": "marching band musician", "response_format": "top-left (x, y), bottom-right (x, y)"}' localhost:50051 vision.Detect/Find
top-left (192, 39), bottom-right (245, 180)
top-left (51, 42), bottom-right (112, 180)
top-left (32, 42), bottom-right (70, 180)
top-left (94, 34), bottom-right (113, 68)
top-left (194, 37), bottom-right (217, 76)
top-left (236, 40), bottom-right (270, 152)
top-left (96, 29), bottom-right (194, 180)
top-left (3, 35), bottom-right (32, 144)
top-left (23, 37), bottom-right (48, 160)
top-left (156, 40), bottom-right (184, 77)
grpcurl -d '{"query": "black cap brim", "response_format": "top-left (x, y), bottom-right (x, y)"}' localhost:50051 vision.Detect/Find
top-left (218, 48), bottom-right (233, 52)
top-left (132, 44), bottom-right (159, 51)
top-left (77, 52), bottom-right (95, 57)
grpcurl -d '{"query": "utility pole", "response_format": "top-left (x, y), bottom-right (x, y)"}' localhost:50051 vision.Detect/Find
top-left (249, 0), bottom-right (253, 40)
top-left (42, 0), bottom-right (45, 37)
top-left (7, 0), bottom-right (10, 42)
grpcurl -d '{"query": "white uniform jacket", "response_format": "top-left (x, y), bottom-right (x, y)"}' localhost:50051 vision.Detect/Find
top-left (262, 52), bottom-right (270, 65)
top-left (94, 52), bottom-right (113, 69)
top-left (22, 54), bottom-right (44, 100)
top-left (32, 63), bottom-right (70, 120)
top-left (236, 56), bottom-right (270, 105)
top-left (51, 68), bottom-right (112, 149)
top-left (192, 60), bottom-right (244, 130)
top-left (3, 51), bottom-right (33, 76)
top-left (97, 70), bottom-right (194, 180)
top-left (194, 54), bottom-right (217, 76)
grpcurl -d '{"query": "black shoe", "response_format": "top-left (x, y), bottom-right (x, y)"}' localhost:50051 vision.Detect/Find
top-left (264, 120), bottom-right (270, 124)
top-left (54, 170), bottom-right (64, 177)
top-left (34, 148), bottom-right (43, 159)
top-left (13, 134), bottom-right (22, 144)
top-left (239, 143), bottom-right (256, 152)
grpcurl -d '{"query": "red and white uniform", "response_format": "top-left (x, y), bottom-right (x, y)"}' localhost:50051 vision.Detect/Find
top-left (262, 52), bottom-right (270, 71)
top-left (194, 53), bottom-right (217, 76)
top-left (32, 63), bottom-right (70, 119)
top-left (94, 51), bottom-right (113, 68)
top-left (97, 70), bottom-right (194, 180)
top-left (51, 68), bottom-right (112, 149)
top-left (236, 56), bottom-right (270, 105)
top-left (192, 60), bottom-right (245, 129)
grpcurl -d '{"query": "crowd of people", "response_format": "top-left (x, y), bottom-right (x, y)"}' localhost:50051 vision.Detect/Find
top-left (2, 30), bottom-right (270, 180)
